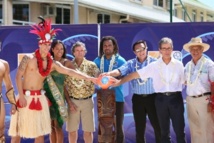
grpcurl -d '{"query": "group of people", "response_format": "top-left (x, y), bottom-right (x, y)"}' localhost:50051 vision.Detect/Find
top-left (0, 16), bottom-right (213, 143)
top-left (0, 17), bottom-right (127, 143)
top-left (110, 37), bottom-right (214, 143)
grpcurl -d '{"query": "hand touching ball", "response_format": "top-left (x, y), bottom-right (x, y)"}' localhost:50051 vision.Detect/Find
top-left (97, 76), bottom-right (115, 89)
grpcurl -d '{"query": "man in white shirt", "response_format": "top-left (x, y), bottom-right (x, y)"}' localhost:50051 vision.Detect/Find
top-left (111, 37), bottom-right (186, 143)
top-left (183, 37), bottom-right (214, 143)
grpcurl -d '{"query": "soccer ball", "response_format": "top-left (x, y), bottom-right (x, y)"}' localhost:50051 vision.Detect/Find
top-left (97, 76), bottom-right (113, 89)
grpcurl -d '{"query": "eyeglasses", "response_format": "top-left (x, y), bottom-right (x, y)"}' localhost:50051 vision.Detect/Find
top-left (161, 48), bottom-right (172, 51)
top-left (135, 47), bottom-right (146, 53)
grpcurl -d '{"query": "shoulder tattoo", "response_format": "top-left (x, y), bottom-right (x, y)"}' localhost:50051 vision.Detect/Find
top-left (19, 55), bottom-right (30, 71)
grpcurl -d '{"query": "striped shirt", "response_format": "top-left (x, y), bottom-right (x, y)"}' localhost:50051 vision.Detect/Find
top-left (118, 56), bottom-right (156, 94)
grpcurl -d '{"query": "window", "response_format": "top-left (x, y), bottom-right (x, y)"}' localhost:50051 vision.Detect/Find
top-left (55, 5), bottom-right (70, 24)
top-left (153, 0), bottom-right (163, 7)
top-left (97, 14), bottom-right (110, 24)
top-left (192, 10), bottom-right (196, 22)
top-left (13, 4), bottom-right (29, 25)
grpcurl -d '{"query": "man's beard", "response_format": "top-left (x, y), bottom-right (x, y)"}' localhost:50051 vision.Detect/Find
top-left (104, 50), bottom-right (114, 56)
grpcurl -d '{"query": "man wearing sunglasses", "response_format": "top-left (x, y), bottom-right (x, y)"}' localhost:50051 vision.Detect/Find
top-left (111, 37), bottom-right (186, 143)
top-left (101, 40), bottom-right (161, 143)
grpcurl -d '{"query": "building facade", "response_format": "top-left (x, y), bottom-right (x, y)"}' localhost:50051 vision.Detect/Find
top-left (1, 0), bottom-right (214, 25)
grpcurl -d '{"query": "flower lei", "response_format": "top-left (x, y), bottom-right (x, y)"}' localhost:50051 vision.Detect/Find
top-left (35, 49), bottom-right (53, 77)
top-left (158, 60), bottom-right (175, 85)
top-left (187, 57), bottom-right (205, 86)
top-left (100, 54), bottom-right (116, 73)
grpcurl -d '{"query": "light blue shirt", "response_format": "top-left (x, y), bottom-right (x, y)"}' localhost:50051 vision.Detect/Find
top-left (93, 54), bottom-right (126, 102)
top-left (119, 56), bottom-right (156, 94)
top-left (185, 56), bottom-right (214, 96)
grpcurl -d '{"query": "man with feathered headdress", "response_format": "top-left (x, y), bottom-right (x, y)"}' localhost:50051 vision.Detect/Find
top-left (8, 16), bottom-right (97, 143)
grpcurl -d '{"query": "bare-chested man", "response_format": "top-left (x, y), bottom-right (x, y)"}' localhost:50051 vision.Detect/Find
top-left (8, 17), bottom-right (97, 143)
top-left (0, 59), bottom-right (15, 143)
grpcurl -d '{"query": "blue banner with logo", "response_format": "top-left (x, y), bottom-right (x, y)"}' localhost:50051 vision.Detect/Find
top-left (2, 22), bottom-right (214, 142)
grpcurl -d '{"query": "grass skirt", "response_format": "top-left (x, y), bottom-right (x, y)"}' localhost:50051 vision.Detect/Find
top-left (8, 94), bottom-right (51, 138)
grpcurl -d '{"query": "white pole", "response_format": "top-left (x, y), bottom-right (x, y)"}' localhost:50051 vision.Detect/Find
top-left (74, 0), bottom-right (79, 24)
top-left (97, 24), bottom-right (101, 56)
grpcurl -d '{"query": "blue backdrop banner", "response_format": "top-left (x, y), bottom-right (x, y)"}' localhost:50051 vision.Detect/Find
top-left (2, 22), bottom-right (214, 143)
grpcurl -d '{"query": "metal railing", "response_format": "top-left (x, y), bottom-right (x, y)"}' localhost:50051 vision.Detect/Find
top-left (12, 20), bottom-right (35, 25)
top-left (0, 19), bottom-right (35, 26)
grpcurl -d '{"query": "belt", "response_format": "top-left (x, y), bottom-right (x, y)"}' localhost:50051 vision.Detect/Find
top-left (191, 92), bottom-right (211, 98)
top-left (70, 95), bottom-right (92, 100)
top-left (23, 89), bottom-right (45, 96)
top-left (134, 93), bottom-right (155, 97)
top-left (157, 91), bottom-right (181, 96)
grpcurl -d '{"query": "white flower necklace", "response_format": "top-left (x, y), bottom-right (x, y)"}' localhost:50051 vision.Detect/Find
top-left (100, 54), bottom-right (116, 73)
top-left (158, 60), bottom-right (175, 85)
top-left (135, 57), bottom-right (150, 85)
top-left (72, 59), bottom-right (87, 88)
top-left (187, 57), bottom-right (205, 86)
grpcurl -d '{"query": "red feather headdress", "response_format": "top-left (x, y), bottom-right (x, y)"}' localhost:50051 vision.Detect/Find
top-left (29, 16), bottom-right (61, 44)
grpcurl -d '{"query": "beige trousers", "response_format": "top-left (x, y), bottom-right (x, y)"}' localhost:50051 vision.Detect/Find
top-left (186, 95), bottom-right (214, 143)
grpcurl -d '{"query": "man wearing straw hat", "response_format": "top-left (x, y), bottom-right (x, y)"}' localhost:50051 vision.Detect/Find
top-left (183, 37), bottom-right (214, 143)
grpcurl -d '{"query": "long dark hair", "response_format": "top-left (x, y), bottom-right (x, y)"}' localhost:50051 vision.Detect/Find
top-left (50, 40), bottom-right (67, 58)
top-left (99, 36), bottom-right (119, 57)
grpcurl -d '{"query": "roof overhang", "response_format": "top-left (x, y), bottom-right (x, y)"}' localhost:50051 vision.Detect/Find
top-left (17, 0), bottom-right (185, 22)
top-left (176, 0), bottom-right (214, 13)
top-left (78, 0), bottom-right (184, 22)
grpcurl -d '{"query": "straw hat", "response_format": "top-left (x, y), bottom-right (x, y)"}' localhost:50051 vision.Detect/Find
top-left (183, 37), bottom-right (210, 52)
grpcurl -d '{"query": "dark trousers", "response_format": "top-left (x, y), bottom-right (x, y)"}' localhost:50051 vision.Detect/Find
top-left (155, 92), bottom-right (186, 143)
top-left (132, 94), bottom-right (161, 143)
top-left (116, 102), bottom-right (125, 143)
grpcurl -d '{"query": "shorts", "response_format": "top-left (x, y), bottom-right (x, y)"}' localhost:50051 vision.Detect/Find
top-left (66, 97), bottom-right (95, 132)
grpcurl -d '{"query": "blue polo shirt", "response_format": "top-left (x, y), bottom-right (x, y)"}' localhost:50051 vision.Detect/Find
top-left (93, 54), bottom-right (126, 102)
top-left (118, 56), bottom-right (156, 95)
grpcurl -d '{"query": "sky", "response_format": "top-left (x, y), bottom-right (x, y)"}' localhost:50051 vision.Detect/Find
top-left (198, 0), bottom-right (214, 8)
